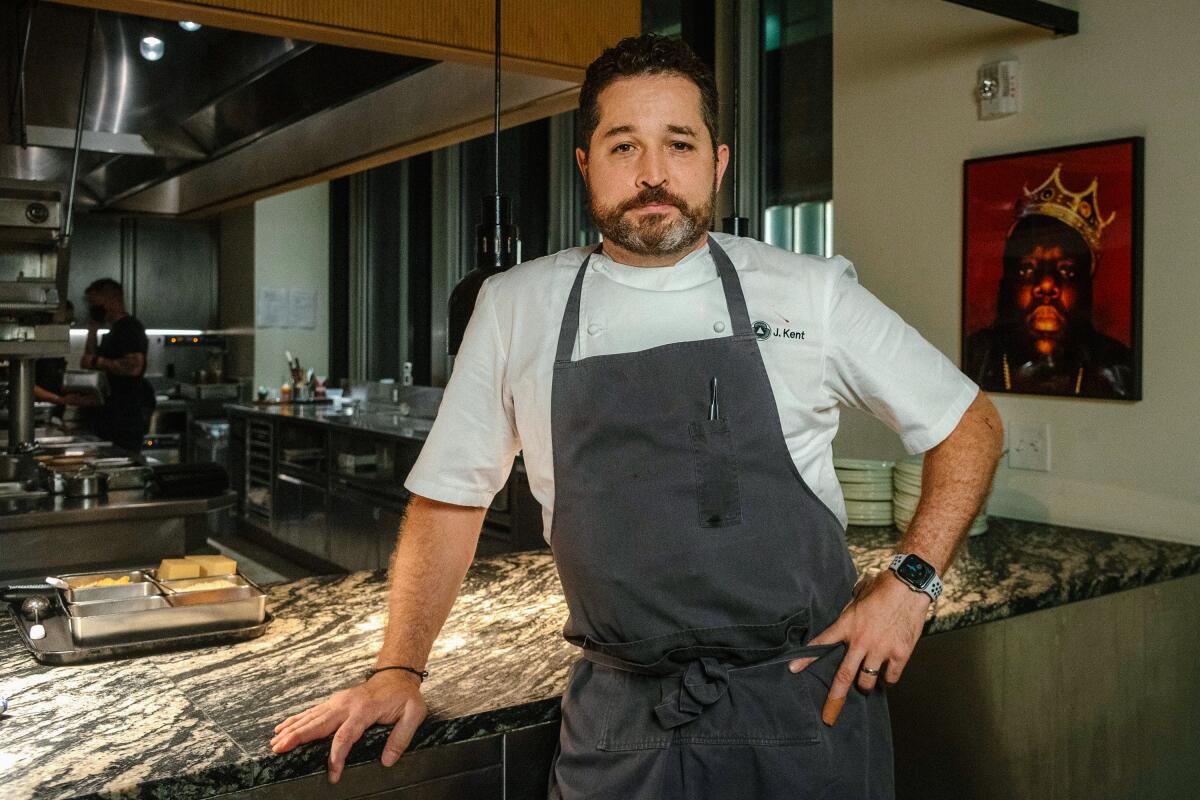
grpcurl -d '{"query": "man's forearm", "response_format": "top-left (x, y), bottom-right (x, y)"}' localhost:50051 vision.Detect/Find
top-left (373, 495), bottom-right (487, 671)
top-left (898, 391), bottom-right (1004, 574)
top-left (95, 354), bottom-right (144, 377)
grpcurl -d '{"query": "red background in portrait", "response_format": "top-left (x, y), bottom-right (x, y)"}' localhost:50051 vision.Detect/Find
top-left (963, 141), bottom-right (1135, 345)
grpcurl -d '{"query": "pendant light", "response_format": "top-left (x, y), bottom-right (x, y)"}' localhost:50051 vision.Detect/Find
top-left (447, 0), bottom-right (521, 356)
top-left (722, 0), bottom-right (750, 236)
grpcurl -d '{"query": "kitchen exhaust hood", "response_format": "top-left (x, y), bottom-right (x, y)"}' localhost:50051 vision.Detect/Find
top-left (1, 1), bottom-right (632, 217)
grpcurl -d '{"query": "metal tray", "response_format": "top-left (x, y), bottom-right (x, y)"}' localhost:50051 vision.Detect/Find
top-left (58, 569), bottom-right (161, 604)
top-left (98, 465), bottom-right (152, 490)
top-left (156, 573), bottom-right (253, 600)
top-left (7, 604), bottom-right (274, 665)
top-left (66, 575), bottom-right (266, 644)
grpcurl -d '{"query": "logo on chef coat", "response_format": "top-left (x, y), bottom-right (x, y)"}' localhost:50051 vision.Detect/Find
top-left (753, 320), bottom-right (805, 342)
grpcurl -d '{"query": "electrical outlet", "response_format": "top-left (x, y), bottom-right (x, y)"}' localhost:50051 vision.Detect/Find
top-left (1008, 422), bottom-right (1050, 471)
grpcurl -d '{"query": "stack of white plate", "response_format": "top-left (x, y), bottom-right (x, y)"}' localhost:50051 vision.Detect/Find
top-left (834, 458), bottom-right (895, 526)
top-left (892, 455), bottom-right (989, 536)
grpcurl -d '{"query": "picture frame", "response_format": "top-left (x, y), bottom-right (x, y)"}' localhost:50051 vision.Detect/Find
top-left (961, 136), bottom-right (1143, 401)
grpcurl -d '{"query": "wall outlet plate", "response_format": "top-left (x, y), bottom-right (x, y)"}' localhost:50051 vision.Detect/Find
top-left (1008, 421), bottom-right (1050, 471)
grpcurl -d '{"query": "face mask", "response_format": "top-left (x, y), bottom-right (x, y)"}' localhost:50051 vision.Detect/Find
top-left (88, 304), bottom-right (106, 323)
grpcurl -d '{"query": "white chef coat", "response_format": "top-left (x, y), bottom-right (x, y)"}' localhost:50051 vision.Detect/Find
top-left (404, 232), bottom-right (979, 543)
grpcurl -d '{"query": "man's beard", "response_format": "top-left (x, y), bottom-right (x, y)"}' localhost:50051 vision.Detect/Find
top-left (588, 178), bottom-right (716, 258)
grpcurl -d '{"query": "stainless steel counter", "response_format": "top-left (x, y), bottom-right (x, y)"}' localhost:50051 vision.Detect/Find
top-left (0, 489), bottom-right (235, 532)
top-left (0, 488), bottom-right (237, 582)
top-left (224, 402), bottom-right (434, 442)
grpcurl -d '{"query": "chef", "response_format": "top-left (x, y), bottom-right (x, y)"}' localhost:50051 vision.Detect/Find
top-left (271, 34), bottom-right (1004, 797)
top-left (78, 278), bottom-right (154, 453)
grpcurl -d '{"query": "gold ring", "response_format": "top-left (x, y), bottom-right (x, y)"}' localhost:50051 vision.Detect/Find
top-left (861, 665), bottom-right (881, 676)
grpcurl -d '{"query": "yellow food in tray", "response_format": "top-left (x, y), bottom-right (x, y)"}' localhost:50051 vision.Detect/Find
top-left (157, 558), bottom-right (201, 580)
top-left (73, 575), bottom-right (132, 590)
top-left (183, 555), bottom-right (237, 577)
top-left (171, 578), bottom-right (239, 593)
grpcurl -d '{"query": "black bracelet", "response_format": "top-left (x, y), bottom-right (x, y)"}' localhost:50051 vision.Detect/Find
top-left (367, 665), bottom-right (428, 682)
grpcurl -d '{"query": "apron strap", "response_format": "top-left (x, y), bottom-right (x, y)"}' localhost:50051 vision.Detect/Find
top-left (553, 237), bottom-right (754, 366)
top-left (554, 246), bottom-right (599, 365)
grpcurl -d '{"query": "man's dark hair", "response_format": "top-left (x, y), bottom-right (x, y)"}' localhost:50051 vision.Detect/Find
top-left (85, 278), bottom-right (123, 296)
top-left (577, 34), bottom-right (719, 154)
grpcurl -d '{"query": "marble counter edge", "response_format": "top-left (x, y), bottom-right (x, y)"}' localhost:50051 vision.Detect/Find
top-left (68, 697), bottom-right (564, 800)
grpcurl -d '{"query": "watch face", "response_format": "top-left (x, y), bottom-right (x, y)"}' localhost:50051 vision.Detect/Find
top-left (898, 555), bottom-right (935, 587)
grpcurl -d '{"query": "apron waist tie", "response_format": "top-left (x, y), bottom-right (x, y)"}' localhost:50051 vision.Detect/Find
top-left (654, 657), bottom-right (730, 729)
top-left (647, 643), bottom-right (843, 730)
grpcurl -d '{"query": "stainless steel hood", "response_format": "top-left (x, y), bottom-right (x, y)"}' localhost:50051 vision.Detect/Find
top-left (1, 3), bottom-right (576, 217)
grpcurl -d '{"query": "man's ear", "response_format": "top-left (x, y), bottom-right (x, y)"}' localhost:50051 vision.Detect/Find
top-left (714, 143), bottom-right (731, 192)
top-left (575, 147), bottom-right (589, 181)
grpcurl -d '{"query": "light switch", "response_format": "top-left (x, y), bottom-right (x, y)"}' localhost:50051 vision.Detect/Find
top-left (1008, 421), bottom-right (1050, 472)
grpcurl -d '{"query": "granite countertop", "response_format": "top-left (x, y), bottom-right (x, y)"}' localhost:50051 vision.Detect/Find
top-left (2, 517), bottom-right (1198, 799)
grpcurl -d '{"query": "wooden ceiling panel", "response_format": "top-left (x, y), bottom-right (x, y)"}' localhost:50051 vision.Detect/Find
top-left (53, 0), bottom-right (641, 81)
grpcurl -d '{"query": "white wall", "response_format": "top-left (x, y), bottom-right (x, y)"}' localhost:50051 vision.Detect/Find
top-left (252, 183), bottom-right (329, 390)
top-left (831, 0), bottom-right (1200, 543)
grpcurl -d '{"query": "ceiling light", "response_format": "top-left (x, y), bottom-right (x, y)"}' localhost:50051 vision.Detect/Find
top-left (179, 20), bottom-right (202, 32)
top-left (139, 36), bottom-right (164, 61)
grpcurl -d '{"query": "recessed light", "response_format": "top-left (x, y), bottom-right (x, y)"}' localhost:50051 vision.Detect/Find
top-left (179, 20), bottom-right (201, 32)
top-left (140, 36), bottom-right (164, 61)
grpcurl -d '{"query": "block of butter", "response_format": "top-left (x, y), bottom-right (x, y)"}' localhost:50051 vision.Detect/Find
top-left (183, 554), bottom-right (238, 577)
top-left (157, 558), bottom-right (201, 580)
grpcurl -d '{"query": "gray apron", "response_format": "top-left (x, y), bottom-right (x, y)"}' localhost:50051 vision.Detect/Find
top-left (547, 239), bottom-right (894, 799)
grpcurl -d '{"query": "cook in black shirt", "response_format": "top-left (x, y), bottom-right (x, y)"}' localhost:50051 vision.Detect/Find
top-left (79, 278), bottom-right (155, 452)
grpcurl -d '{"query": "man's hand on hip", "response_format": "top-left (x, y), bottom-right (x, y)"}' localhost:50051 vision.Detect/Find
top-left (269, 670), bottom-right (428, 784)
top-left (787, 569), bottom-right (930, 725)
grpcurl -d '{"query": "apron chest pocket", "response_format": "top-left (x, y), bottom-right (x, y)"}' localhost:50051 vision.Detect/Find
top-left (688, 419), bottom-right (742, 528)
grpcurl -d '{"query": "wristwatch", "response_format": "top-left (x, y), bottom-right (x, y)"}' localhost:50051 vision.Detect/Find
top-left (888, 553), bottom-right (943, 602)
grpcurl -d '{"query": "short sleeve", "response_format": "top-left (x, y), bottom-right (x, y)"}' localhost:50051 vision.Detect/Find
top-left (100, 318), bottom-right (147, 358)
top-left (403, 278), bottom-right (520, 507)
top-left (823, 258), bottom-right (979, 454)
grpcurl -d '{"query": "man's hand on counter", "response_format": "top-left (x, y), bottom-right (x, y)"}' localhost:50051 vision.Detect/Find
top-left (270, 669), bottom-right (428, 784)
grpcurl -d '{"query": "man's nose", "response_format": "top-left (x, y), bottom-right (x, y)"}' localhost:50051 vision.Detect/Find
top-left (1034, 271), bottom-right (1060, 299)
top-left (637, 148), bottom-right (668, 188)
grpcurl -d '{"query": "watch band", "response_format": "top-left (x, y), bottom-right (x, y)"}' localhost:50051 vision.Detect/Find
top-left (888, 553), bottom-right (943, 602)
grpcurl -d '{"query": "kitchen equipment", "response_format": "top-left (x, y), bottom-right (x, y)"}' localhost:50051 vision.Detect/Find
top-left (56, 570), bottom-right (159, 604)
top-left (61, 369), bottom-right (110, 401)
top-left (63, 467), bottom-right (106, 498)
top-left (8, 604), bottom-right (274, 666)
top-left (141, 432), bottom-right (182, 464)
top-left (98, 465), bottom-right (152, 491)
top-left (2, 582), bottom-right (53, 602)
top-left (179, 382), bottom-right (239, 400)
top-left (39, 463), bottom-right (68, 493)
top-left (64, 573), bottom-right (266, 644)
top-left (148, 462), bottom-right (228, 498)
top-left (337, 452), bottom-right (376, 474)
top-left (21, 595), bottom-right (50, 640)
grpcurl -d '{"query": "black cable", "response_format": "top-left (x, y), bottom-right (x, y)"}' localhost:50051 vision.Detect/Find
top-left (10, 0), bottom-right (36, 147)
top-left (494, 0), bottom-right (501, 210)
top-left (62, 9), bottom-right (96, 247)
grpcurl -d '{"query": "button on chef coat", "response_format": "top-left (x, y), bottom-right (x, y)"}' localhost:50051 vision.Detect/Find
top-left (404, 233), bottom-right (979, 544)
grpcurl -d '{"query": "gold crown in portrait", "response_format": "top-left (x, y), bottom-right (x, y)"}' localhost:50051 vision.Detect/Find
top-left (1011, 164), bottom-right (1116, 273)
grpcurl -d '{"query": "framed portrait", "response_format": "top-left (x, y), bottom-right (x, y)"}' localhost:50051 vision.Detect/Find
top-left (961, 137), bottom-right (1143, 400)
